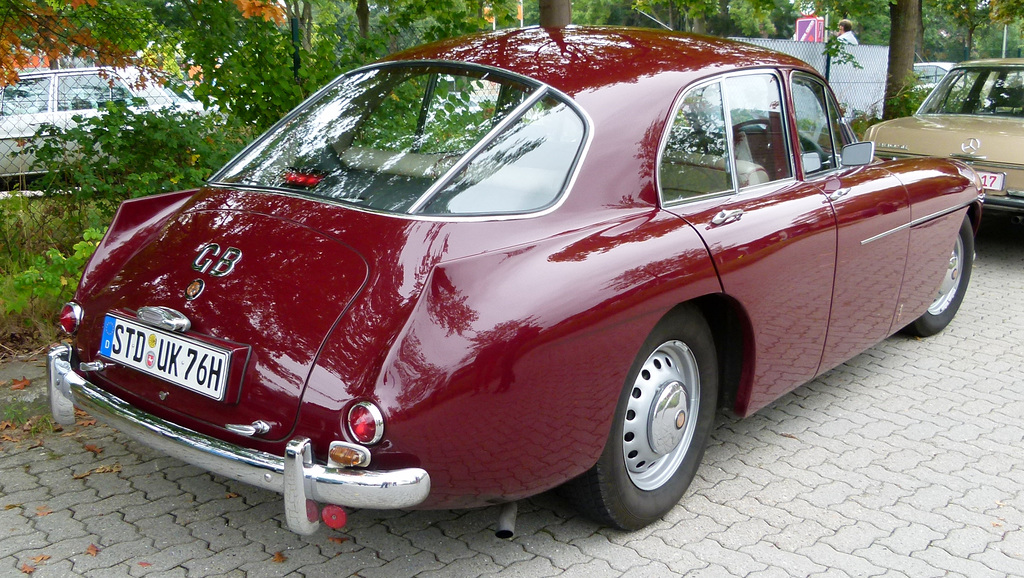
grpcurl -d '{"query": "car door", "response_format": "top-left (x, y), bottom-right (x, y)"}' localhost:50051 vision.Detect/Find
top-left (659, 72), bottom-right (838, 416)
top-left (790, 72), bottom-right (911, 372)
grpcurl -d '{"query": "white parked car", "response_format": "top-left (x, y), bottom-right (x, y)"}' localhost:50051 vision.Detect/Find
top-left (0, 67), bottom-right (202, 181)
top-left (914, 62), bottom-right (954, 86)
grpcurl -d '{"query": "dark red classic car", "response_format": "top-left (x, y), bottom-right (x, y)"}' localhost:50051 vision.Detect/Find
top-left (48, 27), bottom-right (983, 536)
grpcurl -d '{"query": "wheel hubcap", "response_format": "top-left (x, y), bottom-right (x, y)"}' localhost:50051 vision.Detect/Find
top-left (928, 233), bottom-right (964, 316)
top-left (622, 340), bottom-right (700, 491)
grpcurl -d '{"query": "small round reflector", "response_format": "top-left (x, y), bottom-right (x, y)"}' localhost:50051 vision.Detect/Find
top-left (322, 504), bottom-right (347, 529)
top-left (59, 302), bottom-right (83, 335)
top-left (347, 402), bottom-right (384, 445)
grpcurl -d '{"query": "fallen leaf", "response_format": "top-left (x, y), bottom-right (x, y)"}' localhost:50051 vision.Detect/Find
top-left (85, 544), bottom-right (99, 557)
top-left (74, 463), bottom-right (122, 479)
top-left (1, 434), bottom-right (19, 442)
top-left (271, 551), bottom-right (287, 563)
top-left (35, 506), bottom-right (51, 517)
top-left (138, 562), bottom-right (152, 567)
top-left (0, 421), bottom-right (13, 430)
top-left (76, 419), bottom-right (97, 427)
top-left (327, 536), bottom-right (350, 544)
top-left (74, 409), bottom-right (88, 417)
top-left (4, 504), bottom-right (22, 510)
top-left (780, 433), bottom-right (798, 439)
top-left (225, 492), bottom-right (239, 499)
top-left (19, 563), bottom-right (34, 574)
top-left (84, 444), bottom-right (103, 455)
top-left (11, 377), bottom-right (30, 390)
top-left (29, 439), bottom-right (43, 449)
top-left (993, 522), bottom-right (1003, 527)
top-left (93, 463), bottom-right (121, 474)
top-left (29, 555), bottom-right (49, 564)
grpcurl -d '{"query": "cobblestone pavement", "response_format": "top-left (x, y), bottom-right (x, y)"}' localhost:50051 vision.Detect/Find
top-left (2, 215), bottom-right (1023, 578)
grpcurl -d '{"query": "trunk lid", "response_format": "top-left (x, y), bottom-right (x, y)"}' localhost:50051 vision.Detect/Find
top-left (77, 192), bottom-right (369, 441)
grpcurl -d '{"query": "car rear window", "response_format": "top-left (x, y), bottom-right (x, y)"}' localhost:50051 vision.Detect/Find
top-left (215, 64), bottom-right (586, 217)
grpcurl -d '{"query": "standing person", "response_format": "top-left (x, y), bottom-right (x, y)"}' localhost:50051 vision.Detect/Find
top-left (837, 19), bottom-right (858, 44)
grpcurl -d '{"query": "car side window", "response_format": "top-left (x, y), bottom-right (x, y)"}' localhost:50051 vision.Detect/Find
top-left (1, 77), bottom-right (51, 116)
top-left (58, 73), bottom-right (132, 112)
top-left (724, 74), bottom-right (792, 185)
top-left (791, 75), bottom-right (840, 175)
top-left (659, 82), bottom-right (733, 203)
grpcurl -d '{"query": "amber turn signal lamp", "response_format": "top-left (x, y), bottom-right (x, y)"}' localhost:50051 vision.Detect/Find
top-left (329, 445), bottom-right (366, 467)
top-left (347, 401), bottom-right (384, 445)
top-left (59, 302), bottom-right (83, 335)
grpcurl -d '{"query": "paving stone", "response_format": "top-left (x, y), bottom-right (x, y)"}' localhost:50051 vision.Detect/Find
top-left (1, 218), bottom-right (1023, 577)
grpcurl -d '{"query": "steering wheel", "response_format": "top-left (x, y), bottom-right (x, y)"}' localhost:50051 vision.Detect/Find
top-left (732, 119), bottom-right (770, 135)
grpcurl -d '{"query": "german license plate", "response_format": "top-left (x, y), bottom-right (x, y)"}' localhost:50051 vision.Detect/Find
top-left (99, 314), bottom-right (229, 400)
top-left (977, 171), bottom-right (1005, 191)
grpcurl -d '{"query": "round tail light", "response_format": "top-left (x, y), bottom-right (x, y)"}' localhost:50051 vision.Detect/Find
top-left (59, 302), bottom-right (83, 335)
top-left (347, 402), bottom-right (384, 445)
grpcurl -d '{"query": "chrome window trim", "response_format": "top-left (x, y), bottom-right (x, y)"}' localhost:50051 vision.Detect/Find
top-left (657, 68), bottom-right (795, 209)
top-left (789, 71), bottom-right (847, 179)
top-left (407, 86), bottom-right (549, 213)
top-left (208, 60), bottom-right (592, 221)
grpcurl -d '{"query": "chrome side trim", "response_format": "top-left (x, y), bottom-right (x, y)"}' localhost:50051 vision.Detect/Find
top-left (861, 200), bottom-right (975, 245)
top-left (47, 344), bottom-right (430, 535)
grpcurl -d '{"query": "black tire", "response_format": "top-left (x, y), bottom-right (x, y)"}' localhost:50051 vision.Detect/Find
top-left (905, 215), bottom-right (974, 337)
top-left (561, 304), bottom-right (718, 530)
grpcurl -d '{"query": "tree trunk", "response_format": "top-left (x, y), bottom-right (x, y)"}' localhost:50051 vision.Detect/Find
top-left (883, 0), bottom-right (919, 120)
top-left (356, 0), bottom-right (369, 38)
top-left (539, 0), bottom-right (570, 28)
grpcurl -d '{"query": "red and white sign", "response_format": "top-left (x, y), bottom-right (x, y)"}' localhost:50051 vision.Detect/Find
top-left (796, 16), bottom-right (825, 42)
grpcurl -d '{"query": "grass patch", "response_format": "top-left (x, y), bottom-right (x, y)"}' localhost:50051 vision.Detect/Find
top-left (1, 400), bottom-right (58, 437)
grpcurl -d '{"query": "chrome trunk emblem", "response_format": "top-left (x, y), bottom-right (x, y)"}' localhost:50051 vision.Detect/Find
top-left (185, 278), bottom-right (205, 300)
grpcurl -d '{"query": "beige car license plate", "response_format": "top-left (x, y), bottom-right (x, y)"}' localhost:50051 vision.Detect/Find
top-left (977, 171), bottom-right (1006, 191)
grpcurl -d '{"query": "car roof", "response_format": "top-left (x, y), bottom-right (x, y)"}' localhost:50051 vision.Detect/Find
top-left (387, 26), bottom-right (815, 99)
top-left (954, 58), bottom-right (1024, 68)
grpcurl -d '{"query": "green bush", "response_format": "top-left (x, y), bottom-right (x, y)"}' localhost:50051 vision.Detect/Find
top-left (5, 227), bottom-right (105, 316)
top-left (27, 102), bottom-right (253, 222)
top-left (2, 103), bottom-right (253, 351)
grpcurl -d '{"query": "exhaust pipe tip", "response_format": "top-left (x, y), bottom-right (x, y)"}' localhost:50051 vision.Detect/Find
top-left (495, 502), bottom-right (518, 539)
top-left (1011, 215), bottom-right (1024, 225)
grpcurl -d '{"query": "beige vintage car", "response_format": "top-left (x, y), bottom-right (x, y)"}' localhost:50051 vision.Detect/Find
top-left (865, 59), bottom-right (1024, 215)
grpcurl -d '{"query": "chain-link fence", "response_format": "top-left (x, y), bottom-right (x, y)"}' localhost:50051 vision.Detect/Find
top-left (735, 38), bottom-right (890, 119)
top-left (0, 65), bottom-right (200, 190)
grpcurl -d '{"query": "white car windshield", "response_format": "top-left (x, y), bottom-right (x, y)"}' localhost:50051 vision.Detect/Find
top-left (214, 64), bottom-right (586, 216)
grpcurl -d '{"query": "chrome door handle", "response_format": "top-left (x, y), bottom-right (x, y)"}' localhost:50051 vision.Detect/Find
top-left (711, 209), bottom-right (744, 226)
top-left (827, 187), bottom-right (851, 202)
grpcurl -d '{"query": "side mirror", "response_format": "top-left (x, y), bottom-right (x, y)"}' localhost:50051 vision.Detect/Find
top-left (841, 141), bottom-right (875, 167)
top-left (801, 152), bottom-right (822, 174)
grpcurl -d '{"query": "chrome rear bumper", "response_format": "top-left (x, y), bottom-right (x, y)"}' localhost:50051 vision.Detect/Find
top-left (47, 344), bottom-right (430, 535)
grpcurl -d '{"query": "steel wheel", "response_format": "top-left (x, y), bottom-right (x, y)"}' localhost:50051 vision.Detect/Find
top-left (560, 304), bottom-right (717, 530)
top-left (622, 340), bottom-right (700, 491)
top-left (906, 215), bottom-right (974, 338)
top-left (927, 231), bottom-right (964, 316)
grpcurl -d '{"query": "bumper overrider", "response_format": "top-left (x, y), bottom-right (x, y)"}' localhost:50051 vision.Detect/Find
top-left (47, 344), bottom-right (430, 535)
